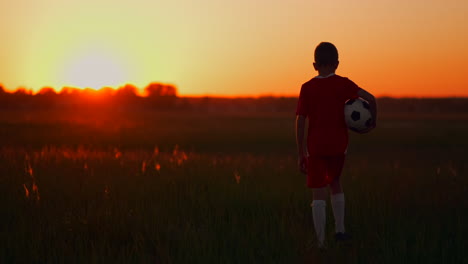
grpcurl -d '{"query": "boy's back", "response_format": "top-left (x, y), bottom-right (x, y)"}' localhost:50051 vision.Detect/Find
top-left (295, 42), bottom-right (377, 248)
top-left (296, 74), bottom-right (360, 156)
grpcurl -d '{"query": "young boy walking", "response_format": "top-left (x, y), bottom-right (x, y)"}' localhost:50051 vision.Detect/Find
top-left (295, 42), bottom-right (377, 248)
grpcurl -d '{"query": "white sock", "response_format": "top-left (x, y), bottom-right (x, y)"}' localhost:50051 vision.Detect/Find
top-left (311, 200), bottom-right (326, 247)
top-left (331, 193), bottom-right (345, 233)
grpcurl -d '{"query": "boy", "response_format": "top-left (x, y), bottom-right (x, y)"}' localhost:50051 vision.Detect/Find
top-left (295, 42), bottom-right (376, 248)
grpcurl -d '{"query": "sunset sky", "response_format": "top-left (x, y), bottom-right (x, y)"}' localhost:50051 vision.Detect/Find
top-left (0, 0), bottom-right (467, 97)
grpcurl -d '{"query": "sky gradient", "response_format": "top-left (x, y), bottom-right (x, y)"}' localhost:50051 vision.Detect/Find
top-left (1, 0), bottom-right (467, 97)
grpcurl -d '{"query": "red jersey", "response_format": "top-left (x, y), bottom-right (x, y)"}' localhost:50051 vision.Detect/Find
top-left (296, 74), bottom-right (360, 156)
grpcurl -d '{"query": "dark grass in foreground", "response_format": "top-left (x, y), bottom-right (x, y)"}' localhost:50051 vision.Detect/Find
top-left (0, 111), bottom-right (467, 263)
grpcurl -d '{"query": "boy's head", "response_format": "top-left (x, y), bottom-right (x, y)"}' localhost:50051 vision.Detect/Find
top-left (314, 42), bottom-right (339, 72)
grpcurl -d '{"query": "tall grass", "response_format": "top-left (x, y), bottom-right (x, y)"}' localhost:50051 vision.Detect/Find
top-left (0, 111), bottom-right (467, 263)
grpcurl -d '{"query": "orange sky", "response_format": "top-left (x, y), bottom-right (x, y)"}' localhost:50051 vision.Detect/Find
top-left (0, 0), bottom-right (467, 97)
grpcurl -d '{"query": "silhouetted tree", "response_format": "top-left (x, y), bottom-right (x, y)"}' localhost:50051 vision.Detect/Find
top-left (36, 87), bottom-right (57, 108)
top-left (116, 84), bottom-right (139, 98)
top-left (144, 83), bottom-right (178, 109)
top-left (114, 84), bottom-right (140, 107)
top-left (145, 83), bottom-right (177, 98)
top-left (59, 87), bottom-right (82, 96)
top-left (0, 85), bottom-right (6, 108)
top-left (38, 87), bottom-right (56, 96)
top-left (13, 88), bottom-right (32, 96)
top-left (96, 87), bottom-right (114, 97)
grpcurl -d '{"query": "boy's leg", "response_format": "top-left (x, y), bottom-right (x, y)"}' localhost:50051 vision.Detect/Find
top-left (312, 187), bottom-right (327, 248)
top-left (328, 156), bottom-right (347, 235)
top-left (308, 156), bottom-right (329, 248)
top-left (330, 190), bottom-right (345, 233)
top-left (329, 175), bottom-right (343, 194)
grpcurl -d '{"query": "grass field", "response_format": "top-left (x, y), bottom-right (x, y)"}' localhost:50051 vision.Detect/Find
top-left (0, 108), bottom-right (467, 263)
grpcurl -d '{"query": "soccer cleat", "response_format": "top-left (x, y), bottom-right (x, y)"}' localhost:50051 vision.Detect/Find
top-left (335, 232), bottom-right (352, 242)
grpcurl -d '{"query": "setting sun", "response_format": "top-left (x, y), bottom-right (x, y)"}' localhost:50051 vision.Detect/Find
top-left (60, 46), bottom-right (130, 90)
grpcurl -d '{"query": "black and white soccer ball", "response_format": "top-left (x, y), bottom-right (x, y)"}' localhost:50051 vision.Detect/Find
top-left (344, 98), bottom-right (373, 133)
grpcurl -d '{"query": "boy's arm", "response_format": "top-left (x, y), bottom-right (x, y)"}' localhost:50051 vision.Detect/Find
top-left (295, 115), bottom-right (307, 174)
top-left (357, 88), bottom-right (377, 129)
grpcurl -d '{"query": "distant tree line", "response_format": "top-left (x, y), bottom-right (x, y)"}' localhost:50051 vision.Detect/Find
top-left (376, 97), bottom-right (468, 115)
top-left (0, 83), bottom-right (179, 110)
top-left (0, 84), bottom-right (467, 114)
top-left (0, 83), bottom-right (300, 112)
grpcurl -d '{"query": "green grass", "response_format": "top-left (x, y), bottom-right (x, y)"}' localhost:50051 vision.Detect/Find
top-left (0, 110), bottom-right (467, 263)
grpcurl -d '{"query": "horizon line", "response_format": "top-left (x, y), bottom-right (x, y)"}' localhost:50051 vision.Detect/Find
top-left (1, 83), bottom-right (467, 99)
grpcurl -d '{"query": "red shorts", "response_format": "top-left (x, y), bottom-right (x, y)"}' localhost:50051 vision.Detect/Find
top-left (307, 155), bottom-right (345, 188)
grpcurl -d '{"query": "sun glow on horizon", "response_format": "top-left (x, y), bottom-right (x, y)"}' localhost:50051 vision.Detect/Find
top-left (59, 45), bottom-right (131, 90)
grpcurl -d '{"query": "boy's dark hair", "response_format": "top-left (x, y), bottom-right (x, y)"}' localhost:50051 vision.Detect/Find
top-left (314, 42), bottom-right (339, 66)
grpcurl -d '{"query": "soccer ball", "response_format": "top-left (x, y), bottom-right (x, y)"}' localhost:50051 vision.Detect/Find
top-left (344, 98), bottom-right (373, 133)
